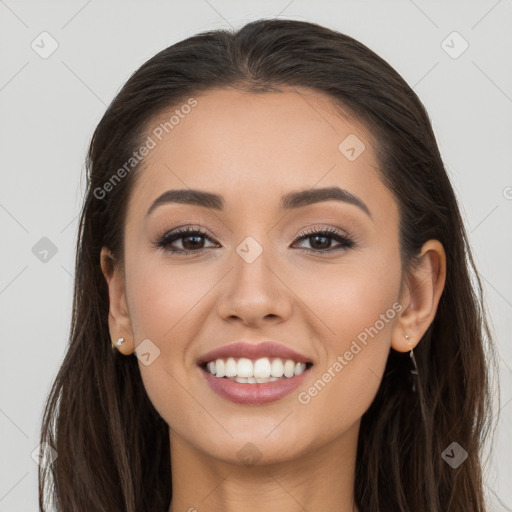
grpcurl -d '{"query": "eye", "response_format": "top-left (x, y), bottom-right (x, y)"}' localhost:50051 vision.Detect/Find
top-left (155, 226), bottom-right (219, 255)
top-left (292, 226), bottom-right (355, 254)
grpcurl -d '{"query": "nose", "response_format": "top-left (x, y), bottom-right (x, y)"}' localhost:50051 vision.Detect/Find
top-left (215, 242), bottom-right (293, 328)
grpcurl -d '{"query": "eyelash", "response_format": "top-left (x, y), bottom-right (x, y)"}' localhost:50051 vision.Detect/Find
top-left (154, 225), bottom-right (355, 256)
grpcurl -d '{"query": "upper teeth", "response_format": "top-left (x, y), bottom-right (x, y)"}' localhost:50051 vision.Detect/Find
top-left (206, 357), bottom-right (307, 379)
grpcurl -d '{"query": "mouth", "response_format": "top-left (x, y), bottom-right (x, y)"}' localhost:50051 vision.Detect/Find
top-left (197, 341), bottom-right (314, 404)
top-left (200, 357), bottom-right (314, 384)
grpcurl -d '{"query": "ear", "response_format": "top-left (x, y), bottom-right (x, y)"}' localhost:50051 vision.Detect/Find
top-left (391, 240), bottom-right (447, 352)
top-left (100, 246), bottom-right (134, 355)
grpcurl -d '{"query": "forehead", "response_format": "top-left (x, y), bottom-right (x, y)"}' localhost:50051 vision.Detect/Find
top-left (125, 87), bottom-right (394, 223)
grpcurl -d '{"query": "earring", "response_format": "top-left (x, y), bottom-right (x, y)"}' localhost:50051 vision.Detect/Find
top-left (404, 332), bottom-right (419, 392)
top-left (111, 337), bottom-right (125, 352)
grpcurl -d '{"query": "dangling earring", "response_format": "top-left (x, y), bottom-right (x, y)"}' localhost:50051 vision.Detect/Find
top-left (405, 332), bottom-right (419, 392)
top-left (111, 337), bottom-right (125, 352)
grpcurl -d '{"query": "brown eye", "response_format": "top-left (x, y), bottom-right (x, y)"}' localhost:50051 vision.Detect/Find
top-left (293, 227), bottom-right (355, 253)
top-left (156, 227), bottom-right (218, 254)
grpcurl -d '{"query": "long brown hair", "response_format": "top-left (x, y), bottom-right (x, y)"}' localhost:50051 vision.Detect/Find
top-left (39, 18), bottom-right (498, 511)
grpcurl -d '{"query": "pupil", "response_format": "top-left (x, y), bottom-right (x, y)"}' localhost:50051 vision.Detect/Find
top-left (183, 235), bottom-right (203, 250)
top-left (311, 235), bottom-right (329, 249)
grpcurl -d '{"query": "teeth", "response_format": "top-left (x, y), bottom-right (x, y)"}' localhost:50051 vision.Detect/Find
top-left (232, 376), bottom-right (281, 383)
top-left (225, 357), bottom-right (237, 378)
top-left (294, 362), bottom-right (306, 375)
top-left (215, 359), bottom-right (225, 378)
top-left (271, 358), bottom-right (284, 378)
top-left (204, 357), bottom-right (309, 381)
top-left (284, 359), bottom-right (295, 378)
top-left (253, 358), bottom-right (271, 378)
top-left (237, 358), bottom-right (253, 378)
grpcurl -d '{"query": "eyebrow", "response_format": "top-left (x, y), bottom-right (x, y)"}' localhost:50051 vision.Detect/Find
top-left (146, 186), bottom-right (371, 218)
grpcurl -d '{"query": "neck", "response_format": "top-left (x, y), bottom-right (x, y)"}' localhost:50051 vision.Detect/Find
top-left (167, 422), bottom-right (359, 512)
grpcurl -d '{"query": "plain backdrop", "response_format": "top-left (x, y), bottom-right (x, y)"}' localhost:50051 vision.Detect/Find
top-left (1, 1), bottom-right (511, 510)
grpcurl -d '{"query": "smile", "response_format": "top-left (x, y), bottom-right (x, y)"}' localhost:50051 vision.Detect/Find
top-left (203, 357), bottom-right (313, 383)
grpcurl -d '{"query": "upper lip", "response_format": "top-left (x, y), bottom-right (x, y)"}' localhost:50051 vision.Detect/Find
top-left (197, 341), bottom-right (314, 366)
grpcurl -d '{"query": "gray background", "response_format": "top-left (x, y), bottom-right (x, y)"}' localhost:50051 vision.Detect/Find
top-left (1, 1), bottom-right (511, 510)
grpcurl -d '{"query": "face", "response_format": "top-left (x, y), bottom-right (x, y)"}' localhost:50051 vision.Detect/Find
top-left (119, 87), bottom-right (403, 465)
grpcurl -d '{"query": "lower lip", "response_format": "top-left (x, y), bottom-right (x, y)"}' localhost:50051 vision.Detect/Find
top-left (200, 367), bottom-right (310, 405)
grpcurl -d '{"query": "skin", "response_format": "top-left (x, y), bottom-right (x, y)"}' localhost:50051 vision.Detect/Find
top-left (100, 87), bottom-right (446, 512)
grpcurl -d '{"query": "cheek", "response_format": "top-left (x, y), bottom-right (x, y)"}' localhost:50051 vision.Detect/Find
top-left (125, 257), bottom-right (221, 427)
top-left (126, 255), bottom-right (215, 342)
top-left (291, 248), bottom-right (401, 423)
top-left (292, 244), bottom-right (402, 347)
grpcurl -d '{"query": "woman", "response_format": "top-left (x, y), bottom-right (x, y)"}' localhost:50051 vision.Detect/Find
top-left (38, 18), bottom-right (497, 511)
